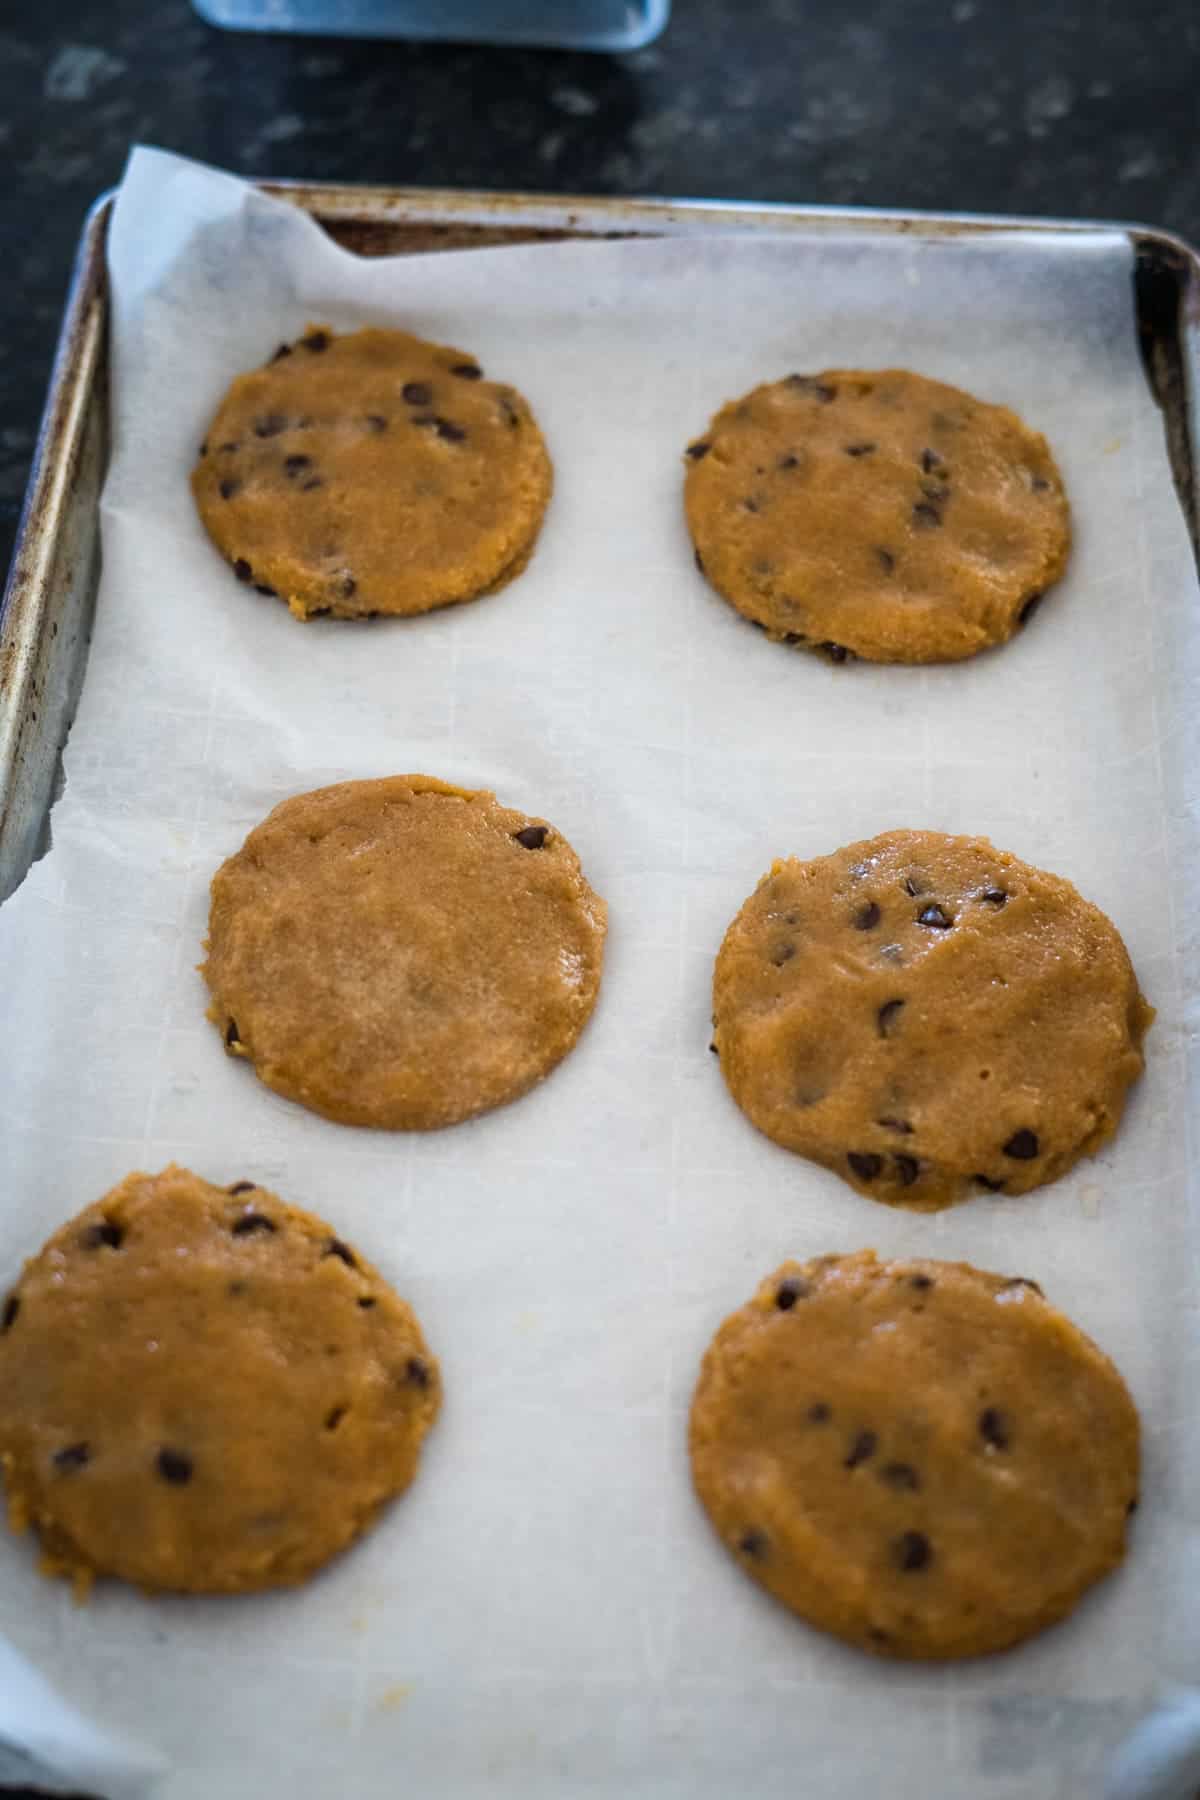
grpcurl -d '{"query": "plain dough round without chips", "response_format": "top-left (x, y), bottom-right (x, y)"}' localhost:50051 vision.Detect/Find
top-left (711, 829), bottom-right (1153, 1209)
top-left (684, 368), bottom-right (1070, 663)
top-left (191, 325), bottom-right (552, 621)
top-left (0, 1165), bottom-right (440, 1595)
top-left (202, 776), bottom-right (607, 1130)
top-left (689, 1251), bottom-right (1140, 1659)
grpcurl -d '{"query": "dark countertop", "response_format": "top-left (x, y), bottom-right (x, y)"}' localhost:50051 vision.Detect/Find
top-left (3, 0), bottom-right (1200, 574)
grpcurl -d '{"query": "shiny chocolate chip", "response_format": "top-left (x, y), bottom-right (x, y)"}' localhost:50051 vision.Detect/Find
top-left (513, 824), bottom-right (548, 850)
top-left (917, 904), bottom-right (952, 929)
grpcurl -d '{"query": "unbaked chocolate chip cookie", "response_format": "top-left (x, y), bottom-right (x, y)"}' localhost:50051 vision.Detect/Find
top-left (684, 369), bottom-right (1070, 662)
top-left (0, 1165), bottom-right (440, 1595)
top-left (711, 829), bottom-right (1152, 1208)
top-left (203, 776), bottom-right (607, 1130)
top-left (689, 1251), bottom-right (1139, 1658)
top-left (192, 326), bottom-right (552, 620)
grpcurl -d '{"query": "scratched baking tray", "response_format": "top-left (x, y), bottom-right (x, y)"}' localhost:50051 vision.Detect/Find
top-left (1, 183), bottom-right (1198, 906)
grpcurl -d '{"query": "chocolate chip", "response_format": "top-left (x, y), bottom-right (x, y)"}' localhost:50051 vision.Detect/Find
top-left (775, 1277), bottom-right (810, 1310)
top-left (228, 1181), bottom-right (257, 1195)
top-left (325, 1405), bottom-right (347, 1431)
top-left (694, 548), bottom-right (705, 574)
top-left (219, 478), bottom-right (240, 501)
top-left (982, 889), bottom-right (1007, 906)
top-left (254, 414), bottom-right (288, 438)
top-left (1003, 1129), bottom-right (1039, 1160)
top-left (53, 1443), bottom-right (90, 1472)
top-left (357, 1296), bottom-right (376, 1310)
top-left (787, 375), bottom-right (836, 402)
top-left (875, 547), bottom-right (896, 573)
top-left (83, 1220), bottom-right (124, 1250)
top-left (157, 1448), bottom-right (193, 1485)
top-left (301, 477), bottom-right (323, 491)
top-left (499, 395), bottom-right (521, 428)
top-left (325, 1239), bottom-right (357, 1268)
top-left (920, 448), bottom-right (944, 473)
top-left (737, 1529), bottom-right (768, 1558)
top-left (1019, 592), bottom-right (1042, 626)
top-left (921, 480), bottom-right (951, 504)
top-left (912, 501), bottom-right (941, 528)
top-left (848, 1151), bottom-right (883, 1181)
top-left (909, 1273), bottom-right (934, 1289)
top-left (302, 330), bottom-right (330, 352)
top-left (450, 362), bottom-right (483, 380)
top-left (808, 1402), bottom-right (831, 1423)
top-left (741, 496), bottom-right (760, 513)
top-left (432, 417), bottom-right (466, 442)
top-left (880, 1462), bottom-right (920, 1491)
top-left (917, 904), bottom-right (952, 929)
top-left (844, 1429), bottom-right (878, 1469)
top-left (403, 381), bottom-right (433, 406)
top-left (867, 1627), bottom-right (894, 1647)
top-left (198, 442), bottom-right (208, 457)
top-left (769, 939), bottom-right (796, 966)
top-left (893, 1530), bottom-right (932, 1572)
top-left (1127, 1496), bottom-right (1139, 1516)
top-left (255, 583), bottom-right (277, 597)
top-left (894, 1154), bottom-right (920, 1187)
top-left (877, 999), bottom-right (905, 1038)
top-left (406, 1356), bottom-right (432, 1389)
top-left (776, 452), bottom-right (801, 470)
top-left (366, 414), bottom-right (388, 432)
top-left (1032, 474), bottom-right (1051, 492)
top-left (844, 442), bottom-right (876, 457)
top-left (1, 1295), bottom-right (18, 1331)
top-left (340, 575), bottom-right (357, 599)
top-left (233, 558), bottom-right (253, 583)
top-left (902, 875), bottom-right (926, 897)
top-left (708, 1041), bottom-right (719, 1055)
top-left (821, 642), bottom-right (852, 663)
top-left (979, 1407), bottom-right (1010, 1449)
top-left (974, 1173), bottom-right (1006, 1192)
top-left (782, 631), bottom-right (806, 644)
top-left (284, 454), bottom-right (312, 478)
top-left (685, 440), bottom-right (711, 460)
top-left (513, 824), bottom-right (548, 850)
top-left (877, 1114), bottom-right (913, 1133)
top-left (218, 441), bottom-right (240, 453)
top-left (854, 901), bottom-right (881, 931)
top-left (232, 1212), bottom-right (276, 1237)
top-left (1002, 1275), bottom-right (1043, 1295)
top-left (225, 1019), bottom-right (241, 1048)
top-left (270, 343), bottom-right (293, 362)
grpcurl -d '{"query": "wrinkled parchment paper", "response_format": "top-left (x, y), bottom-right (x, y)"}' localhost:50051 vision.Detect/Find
top-left (1, 148), bottom-right (1198, 1800)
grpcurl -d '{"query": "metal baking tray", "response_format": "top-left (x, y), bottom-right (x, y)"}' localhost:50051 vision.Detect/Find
top-left (2, 182), bottom-right (1199, 907)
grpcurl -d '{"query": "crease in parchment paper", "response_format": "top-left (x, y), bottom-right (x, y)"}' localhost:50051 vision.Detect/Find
top-left (0, 147), bottom-right (1198, 1800)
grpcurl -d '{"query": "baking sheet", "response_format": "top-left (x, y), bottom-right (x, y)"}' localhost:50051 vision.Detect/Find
top-left (0, 146), bottom-right (1198, 1800)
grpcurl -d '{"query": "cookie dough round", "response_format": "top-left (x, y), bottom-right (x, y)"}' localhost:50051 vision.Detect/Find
top-left (689, 1251), bottom-right (1140, 1659)
top-left (191, 325), bottom-right (552, 620)
top-left (0, 1166), bottom-right (440, 1596)
top-left (684, 368), bottom-right (1070, 663)
top-left (712, 829), bottom-right (1152, 1209)
top-left (202, 776), bottom-right (607, 1130)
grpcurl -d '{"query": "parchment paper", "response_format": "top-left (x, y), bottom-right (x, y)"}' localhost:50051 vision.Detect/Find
top-left (1, 147), bottom-right (1198, 1800)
